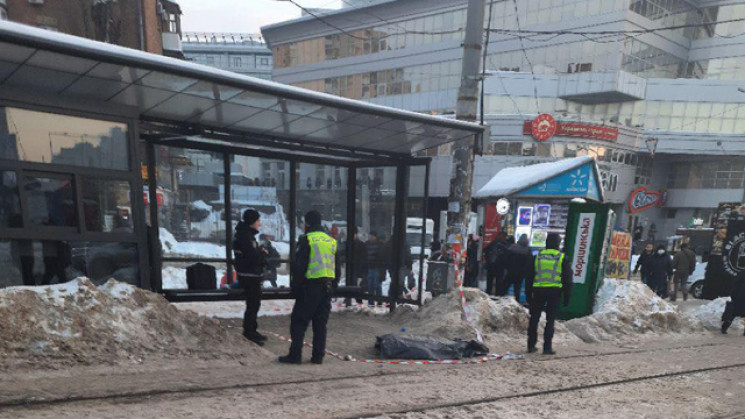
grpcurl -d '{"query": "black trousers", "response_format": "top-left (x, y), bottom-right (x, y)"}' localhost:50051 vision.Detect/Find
top-left (504, 277), bottom-right (523, 299)
top-left (289, 281), bottom-right (332, 361)
top-left (486, 268), bottom-right (502, 295)
top-left (241, 278), bottom-right (262, 337)
top-left (528, 290), bottom-right (561, 351)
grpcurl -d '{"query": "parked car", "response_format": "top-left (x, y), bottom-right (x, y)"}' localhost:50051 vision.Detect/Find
top-left (687, 262), bottom-right (707, 299)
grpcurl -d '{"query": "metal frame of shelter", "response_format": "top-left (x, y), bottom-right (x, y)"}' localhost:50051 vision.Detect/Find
top-left (0, 21), bottom-right (484, 309)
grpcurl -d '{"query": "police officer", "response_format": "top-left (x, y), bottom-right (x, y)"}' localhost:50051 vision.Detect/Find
top-left (233, 209), bottom-right (268, 346)
top-left (526, 232), bottom-right (572, 355)
top-left (279, 210), bottom-right (340, 364)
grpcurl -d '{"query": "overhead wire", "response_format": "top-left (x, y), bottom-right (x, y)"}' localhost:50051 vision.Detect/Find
top-left (509, 0), bottom-right (540, 114)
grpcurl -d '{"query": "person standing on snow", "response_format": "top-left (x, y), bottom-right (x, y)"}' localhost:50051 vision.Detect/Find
top-left (503, 234), bottom-right (533, 299)
top-left (279, 210), bottom-right (340, 364)
top-left (721, 269), bottom-right (745, 335)
top-left (233, 209), bottom-right (268, 346)
top-left (633, 243), bottom-right (654, 284)
top-left (645, 245), bottom-right (673, 298)
top-left (526, 233), bottom-right (571, 355)
top-left (671, 243), bottom-right (696, 301)
top-left (484, 234), bottom-right (510, 296)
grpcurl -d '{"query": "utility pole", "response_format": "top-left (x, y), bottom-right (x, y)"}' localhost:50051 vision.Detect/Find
top-left (446, 0), bottom-right (485, 276)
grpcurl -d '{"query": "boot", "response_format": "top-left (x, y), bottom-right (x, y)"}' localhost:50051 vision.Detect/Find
top-left (278, 355), bottom-right (302, 364)
top-left (543, 348), bottom-right (556, 355)
top-left (721, 321), bottom-right (732, 335)
top-left (311, 356), bottom-right (324, 365)
top-left (527, 347), bottom-right (537, 354)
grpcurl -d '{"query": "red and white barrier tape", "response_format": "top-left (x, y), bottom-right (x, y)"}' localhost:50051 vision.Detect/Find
top-left (262, 330), bottom-right (521, 365)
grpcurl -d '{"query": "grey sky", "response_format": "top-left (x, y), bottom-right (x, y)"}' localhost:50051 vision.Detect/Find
top-left (178, 0), bottom-right (343, 34)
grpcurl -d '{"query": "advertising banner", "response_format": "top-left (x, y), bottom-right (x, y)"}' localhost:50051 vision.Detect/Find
top-left (523, 119), bottom-right (619, 142)
top-left (606, 232), bottom-right (632, 279)
top-left (482, 202), bottom-right (503, 249)
top-left (571, 213), bottom-right (596, 284)
top-left (559, 202), bottom-right (612, 320)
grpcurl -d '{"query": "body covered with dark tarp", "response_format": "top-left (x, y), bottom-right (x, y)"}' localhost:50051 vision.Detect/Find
top-left (375, 334), bottom-right (489, 360)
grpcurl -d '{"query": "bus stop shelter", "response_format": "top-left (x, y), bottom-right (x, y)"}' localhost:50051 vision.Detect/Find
top-left (0, 21), bottom-right (485, 308)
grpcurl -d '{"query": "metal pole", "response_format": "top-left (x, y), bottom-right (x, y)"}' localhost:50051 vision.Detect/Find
top-left (391, 164), bottom-right (408, 312)
top-left (418, 161), bottom-right (430, 306)
top-left (224, 154), bottom-right (233, 287)
top-left (447, 0), bottom-right (486, 283)
top-left (346, 165), bottom-right (357, 291)
top-left (289, 160), bottom-right (297, 276)
top-left (146, 142), bottom-right (162, 292)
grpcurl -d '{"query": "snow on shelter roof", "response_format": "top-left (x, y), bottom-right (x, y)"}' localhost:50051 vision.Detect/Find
top-left (475, 156), bottom-right (598, 199)
top-left (0, 21), bottom-right (483, 157)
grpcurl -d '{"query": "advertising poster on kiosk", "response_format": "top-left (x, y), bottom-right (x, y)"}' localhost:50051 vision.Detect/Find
top-left (606, 232), bottom-right (632, 279)
top-left (559, 202), bottom-right (613, 320)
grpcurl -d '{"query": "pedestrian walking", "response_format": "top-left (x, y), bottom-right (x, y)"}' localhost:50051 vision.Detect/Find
top-left (233, 209), bottom-right (268, 346)
top-left (645, 245), bottom-right (673, 298)
top-left (526, 233), bottom-right (571, 355)
top-left (502, 234), bottom-right (533, 299)
top-left (671, 243), bottom-right (696, 301)
top-left (633, 243), bottom-right (654, 284)
top-left (279, 211), bottom-right (340, 364)
top-left (484, 233), bottom-right (510, 295)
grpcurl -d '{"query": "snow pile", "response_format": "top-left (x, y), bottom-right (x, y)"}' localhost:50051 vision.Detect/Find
top-left (565, 278), bottom-right (684, 343)
top-left (683, 297), bottom-right (744, 332)
top-left (159, 228), bottom-right (226, 259)
top-left (0, 278), bottom-right (272, 370)
top-left (392, 288), bottom-right (579, 345)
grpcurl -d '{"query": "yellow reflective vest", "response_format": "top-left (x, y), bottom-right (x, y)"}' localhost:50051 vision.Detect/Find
top-left (533, 249), bottom-right (564, 288)
top-left (306, 231), bottom-right (337, 279)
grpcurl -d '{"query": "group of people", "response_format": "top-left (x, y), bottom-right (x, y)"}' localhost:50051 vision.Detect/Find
top-left (633, 242), bottom-right (697, 301)
top-left (350, 230), bottom-right (414, 304)
top-left (483, 233), bottom-right (534, 299)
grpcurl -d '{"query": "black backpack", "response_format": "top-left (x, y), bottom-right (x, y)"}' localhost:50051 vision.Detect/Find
top-left (186, 263), bottom-right (217, 290)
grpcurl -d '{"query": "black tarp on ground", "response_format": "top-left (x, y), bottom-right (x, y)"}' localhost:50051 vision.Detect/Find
top-left (375, 334), bottom-right (489, 360)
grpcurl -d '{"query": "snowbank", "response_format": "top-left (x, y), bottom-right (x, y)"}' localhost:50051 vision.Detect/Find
top-left (565, 278), bottom-right (683, 343)
top-left (391, 288), bottom-right (579, 346)
top-left (683, 297), bottom-right (744, 332)
top-left (0, 278), bottom-right (272, 369)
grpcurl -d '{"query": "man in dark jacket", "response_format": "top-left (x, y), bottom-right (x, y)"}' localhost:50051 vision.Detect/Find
top-left (671, 243), bottom-right (697, 301)
top-left (645, 245), bottom-right (673, 298)
top-left (233, 209), bottom-right (268, 346)
top-left (484, 234), bottom-right (510, 295)
top-left (279, 211), bottom-right (341, 364)
top-left (633, 243), bottom-right (654, 284)
top-left (503, 234), bottom-right (533, 300)
top-left (464, 235), bottom-right (480, 288)
top-left (526, 233), bottom-right (571, 355)
top-left (366, 232), bottom-right (384, 305)
top-left (721, 270), bottom-right (745, 335)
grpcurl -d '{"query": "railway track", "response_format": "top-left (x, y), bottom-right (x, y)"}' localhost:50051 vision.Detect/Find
top-left (0, 339), bottom-right (740, 411)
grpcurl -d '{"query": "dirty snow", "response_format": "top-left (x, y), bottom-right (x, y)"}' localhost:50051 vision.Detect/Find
top-left (0, 278), bottom-right (272, 370)
top-left (565, 278), bottom-right (684, 342)
top-left (683, 297), bottom-right (744, 332)
top-left (159, 228), bottom-right (226, 259)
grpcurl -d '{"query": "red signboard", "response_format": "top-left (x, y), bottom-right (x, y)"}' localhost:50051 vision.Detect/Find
top-left (530, 113), bottom-right (557, 141)
top-left (523, 117), bottom-right (619, 142)
top-left (627, 185), bottom-right (665, 214)
top-left (482, 203), bottom-right (504, 248)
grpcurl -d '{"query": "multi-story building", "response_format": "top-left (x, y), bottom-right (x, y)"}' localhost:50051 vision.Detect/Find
top-left (262, 0), bottom-right (745, 242)
top-left (3, 0), bottom-right (183, 57)
top-left (182, 33), bottom-right (273, 79)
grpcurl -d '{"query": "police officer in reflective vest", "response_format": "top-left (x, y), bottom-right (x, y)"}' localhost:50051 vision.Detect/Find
top-left (526, 232), bottom-right (572, 355)
top-left (279, 210), bottom-right (340, 364)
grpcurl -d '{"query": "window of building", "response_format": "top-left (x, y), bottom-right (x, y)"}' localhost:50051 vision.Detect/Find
top-left (0, 107), bottom-right (130, 171)
top-left (260, 57), bottom-right (269, 66)
top-left (206, 56), bottom-right (215, 65)
top-left (0, 171), bottom-right (21, 228)
top-left (233, 57), bottom-right (242, 67)
top-left (0, 8), bottom-right (7, 21)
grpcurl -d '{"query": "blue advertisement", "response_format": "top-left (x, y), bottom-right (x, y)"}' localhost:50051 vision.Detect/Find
top-left (517, 163), bottom-right (601, 199)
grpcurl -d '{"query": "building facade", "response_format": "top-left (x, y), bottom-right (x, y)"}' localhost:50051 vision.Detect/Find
top-left (3, 0), bottom-right (183, 57)
top-left (182, 33), bottom-right (273, 79)
top-left (262, 0), bottom-right (745, 242)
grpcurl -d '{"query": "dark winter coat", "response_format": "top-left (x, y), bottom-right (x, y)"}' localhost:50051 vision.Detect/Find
top-left (672, 248), bottom-right (697, 275)
top-left (367, 240), bottom-right (384, 269)
top-left (730, 273), bottom-right (745, 317)
top-left (233, 222), bottom-right (265, 277)
top-left (634, 251), bottom-right (653, 274)
top-left (466, 240), bottom-right (479, 274)
top-left (504, 243), bottom-right (533, 283)
top-left (353, 238), bottom-right (369, 278)
top-left (644, 252), bottom-right (673, 284)
top-left (485, 240), bottom-right (509, 272)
